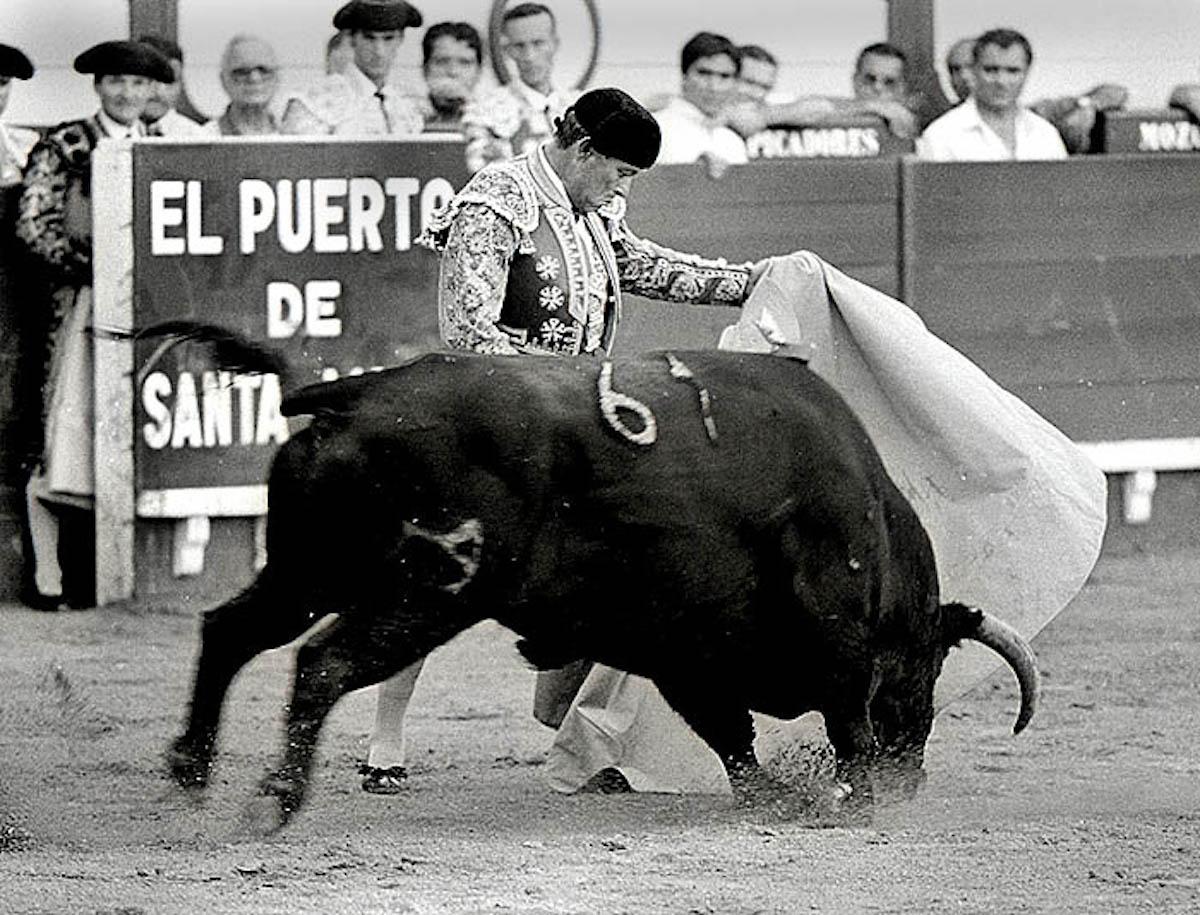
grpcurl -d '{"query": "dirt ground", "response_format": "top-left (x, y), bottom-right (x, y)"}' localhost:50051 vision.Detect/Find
top-left (1, 496), bottom-right (1199, 914)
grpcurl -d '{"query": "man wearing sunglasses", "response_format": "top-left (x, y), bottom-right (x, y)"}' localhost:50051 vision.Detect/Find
top-left (204, 35), bottom-right (281, 136)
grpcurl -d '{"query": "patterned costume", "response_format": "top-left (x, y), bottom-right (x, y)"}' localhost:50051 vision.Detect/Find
top-left (281, 64), bottom-right (424, 136)
top-left (461, 81), bottom-right (575, 174)
top-left (420, 144), bottom-right (753, 355)
top-left (15, 113), bottom-right (139, 602)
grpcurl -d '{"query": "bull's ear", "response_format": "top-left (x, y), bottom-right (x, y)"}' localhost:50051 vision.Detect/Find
top-left (940, 601), bottom-right (984, 648)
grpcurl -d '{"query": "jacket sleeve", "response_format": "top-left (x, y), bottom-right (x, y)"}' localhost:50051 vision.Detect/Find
top-left (15, 139), bottom-right (91, 284)
top-left (437, 201), bottom-right (523, 355)
top-left (611, 217), bottom-right (752, 305)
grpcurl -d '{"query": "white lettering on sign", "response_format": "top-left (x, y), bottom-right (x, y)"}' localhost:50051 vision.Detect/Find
top-left (1137, 120), bottom-right (1200, 152)
top-left (141, 370), bottom-right (290, 450)
top-left (150, 180), bottom-right (225, 255)
top-left (313, 178), bottom-right (349, 253)
top-left (266, 280), bottom-right (343, 338)
top-left (150, 180), bottom-right (185, 255)
top-left (746, 127), bottom-right (884, 159)
top-left (349, 177), bottom-right (386, 252)
top-left (237, 176), bottom-right (451, 254)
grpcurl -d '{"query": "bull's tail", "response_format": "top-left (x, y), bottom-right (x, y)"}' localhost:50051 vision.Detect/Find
top-left (131, 320), bottom-right (290, 384)
top-left (942, 601), bottom-right (1040, 735)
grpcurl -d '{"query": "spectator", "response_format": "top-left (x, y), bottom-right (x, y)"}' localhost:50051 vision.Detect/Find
top-left (461, 3), bottom-right (574, 173)
top-left (945, 34), bottom-right (1124, 154)
top-left (654, 31), bottom-right (748, 172)
top-left (722, 41), bottom-right (918, 140)
top-left (0, 43), bottom-right (37, 187)
top-left (416, 21), bottom-right (483, 133)
top-left (15, 40), bottom-right (173, 611)
top-left (945, 37), bottom-right (975, 103)
top-left (917, 28), bottom-right (1067, 161)
top-left (326, 30), bottom-right (354, 76)
top-left (736, 44), bottom-right (778, 104)
top-left (136, 35), bottom-right (206, 137)
top-left (203, 35), bottom-right (281, 136)
top-left (281, 0), bottom-right (425, 136)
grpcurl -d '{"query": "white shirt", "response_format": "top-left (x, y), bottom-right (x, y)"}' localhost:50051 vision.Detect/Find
top-left (654, 96), bottom-right (748, 166)
top-left (0, 121), bottom-right (39, 186)
top-left (145, 109), bottom-right (208, 138)
top-left (534, 144), bottom-right (611, 351)
top-left (97, 110), bottom-right (146, 139)
top-left (284, 62), bottom-right (423, 136)
top-left (917, 97), bottom-right (1068, 162)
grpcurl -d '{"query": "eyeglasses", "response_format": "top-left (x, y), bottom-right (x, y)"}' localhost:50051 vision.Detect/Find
top-left (229, 65), bottom-right (277, 81)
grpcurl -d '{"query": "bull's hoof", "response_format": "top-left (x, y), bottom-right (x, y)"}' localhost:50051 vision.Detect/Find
top-left (242, 794), bottom-right (289, 836)
top-left (165, 737), bottom-right (212, 792)
top-left (244, 773), bottom-right (302, 833)
top-left (816, 781), bottom-right (874, 828)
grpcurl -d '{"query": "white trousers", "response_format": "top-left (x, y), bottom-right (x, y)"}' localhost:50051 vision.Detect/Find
top-left (366, 658), bottom-right (426, 769)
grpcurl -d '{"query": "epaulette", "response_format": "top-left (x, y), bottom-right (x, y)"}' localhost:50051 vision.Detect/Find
top-left (43, 118), bottom-right (100, 171)
top-left (417, 157), bottom-right (538, 252)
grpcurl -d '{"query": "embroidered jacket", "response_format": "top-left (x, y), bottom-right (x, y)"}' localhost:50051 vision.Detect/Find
top-left (16, 116), bottom-right (105, 288)
top-left (419, 147), bottom-right (753, 356)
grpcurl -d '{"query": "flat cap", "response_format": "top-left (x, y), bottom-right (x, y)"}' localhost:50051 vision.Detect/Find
top-left (333, 0), bottom-right (423, 31)
top-left (74, 40), bottom-right (175, 83)
top-left (0, 43), bottom-right (34, 80)
top-left (572, 88), bottom-right (662, 169)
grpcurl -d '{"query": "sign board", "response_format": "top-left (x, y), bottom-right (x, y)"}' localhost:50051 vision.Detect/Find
top-left (745, 118), bottom-right (913, 160)
top-left (128, 138), bottom-right (467, 497)
top-left (1101, 108), bottom-right (1200, 154)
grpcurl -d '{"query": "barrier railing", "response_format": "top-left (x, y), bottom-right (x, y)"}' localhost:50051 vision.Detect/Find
top-left (41, 140), bottom-right (1200, 602)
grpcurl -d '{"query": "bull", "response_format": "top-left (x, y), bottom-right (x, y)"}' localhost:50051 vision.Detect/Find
top-left (160, 326), bottom-right (1038, 829)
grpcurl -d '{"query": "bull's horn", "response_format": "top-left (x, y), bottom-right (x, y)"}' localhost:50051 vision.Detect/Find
top-left (965, 613), bottom-right (1040, 735)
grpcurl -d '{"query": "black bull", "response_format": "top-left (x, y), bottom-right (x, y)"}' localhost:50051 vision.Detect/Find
top-left (161, 333), bottom-right (1038, 827)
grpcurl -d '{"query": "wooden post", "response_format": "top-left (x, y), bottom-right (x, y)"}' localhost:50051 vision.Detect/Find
top-left (887, 0), bottom-right (951, 127)
top-left (92, 142), bottom-right (136, 605)
top-left (127, 0), bottom-right (208, 122)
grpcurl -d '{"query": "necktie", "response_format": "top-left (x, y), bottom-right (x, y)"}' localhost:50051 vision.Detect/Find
top-left (375, 89), bottom-right (393, 134)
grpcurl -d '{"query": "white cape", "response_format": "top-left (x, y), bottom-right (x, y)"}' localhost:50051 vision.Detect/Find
top-left (545, 251), bottom-right (1107, 794)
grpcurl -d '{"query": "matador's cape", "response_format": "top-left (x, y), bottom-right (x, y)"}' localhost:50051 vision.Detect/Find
top-left (720, 251), bottom-right (1107, 705)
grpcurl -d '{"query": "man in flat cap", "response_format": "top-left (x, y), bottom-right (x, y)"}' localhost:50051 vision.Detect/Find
top-left (341, 88), bottom-right (768, 797)
top-left (136, 35), bottom-right (206, 137)
top-left (15, 39), bottom-right (172, 611)
top-left (282, 0), bottom-right (425, 136)
top-left (0, 43), bottom-right (38, 187)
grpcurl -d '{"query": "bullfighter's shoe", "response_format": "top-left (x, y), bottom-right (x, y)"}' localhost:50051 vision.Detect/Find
top-left (359, 765), bottom-right (408, 794)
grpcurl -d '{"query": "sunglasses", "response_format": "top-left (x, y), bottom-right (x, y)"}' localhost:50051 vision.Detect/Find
top-left (230, 65), bottom-right (277, 81)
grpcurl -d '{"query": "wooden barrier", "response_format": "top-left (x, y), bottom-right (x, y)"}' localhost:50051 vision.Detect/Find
top-left (1101, 108), bottom-right (1200, 155)
top-left (51, 147), bottom-right (1200, 603)
top-left (901, 156), bottom-right (1200, 520)
top-left (618, 158), bottom-right (902, 352)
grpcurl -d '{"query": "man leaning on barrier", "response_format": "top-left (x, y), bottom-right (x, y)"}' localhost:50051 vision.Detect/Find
top-left (203, 35), bottom-right (282, 137)
top-left (16, 40), bottom-right (174, 611)
top-left (281, 0), bottom-right (425, 137)
top-left (461, 3), bottom-right (574, 174)
top-left (722, 41), bottom-right (919, 143)
top-left (917, 29), bottom-right (1067, 161)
